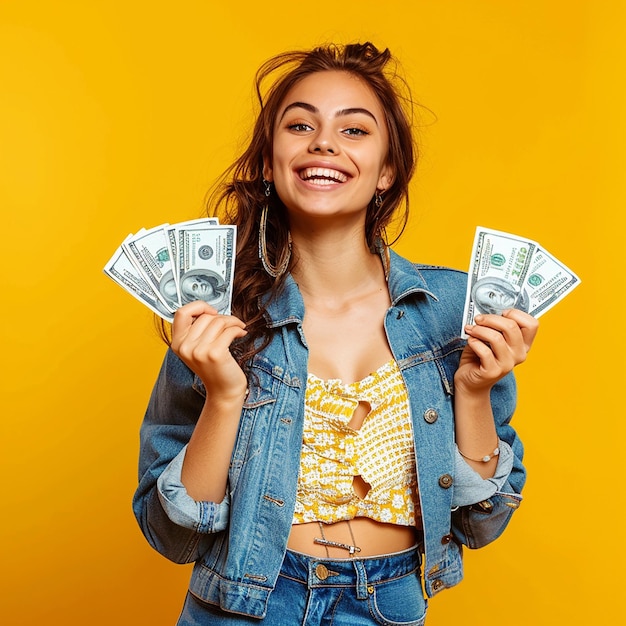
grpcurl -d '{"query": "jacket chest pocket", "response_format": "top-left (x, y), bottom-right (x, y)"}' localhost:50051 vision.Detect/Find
top-left (229, 357), bottom-right (302, 489)
top-left (399, 337), bottom-right (465, 397)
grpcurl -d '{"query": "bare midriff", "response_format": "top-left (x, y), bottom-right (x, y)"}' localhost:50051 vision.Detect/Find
top-left (287, 518), bottom-right (420, 558)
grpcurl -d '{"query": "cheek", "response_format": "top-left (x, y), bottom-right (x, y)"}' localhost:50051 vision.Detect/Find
top-left (270, 159), bottom-right (289, 191)
top-left (267, 141), bottom-right (289, 177)
top-left (271, 164), bottom-right (295, 206)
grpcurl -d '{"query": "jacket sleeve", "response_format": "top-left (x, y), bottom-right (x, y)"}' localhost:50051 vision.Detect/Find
top-left (450, 371), bottom-right (526, 549)
top-left (132, 349), bottom-right (230, 564)
top-left (451, 440), bottom-right (515, 506)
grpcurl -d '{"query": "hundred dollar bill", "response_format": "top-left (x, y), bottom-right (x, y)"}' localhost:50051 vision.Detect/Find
top-left (461, 226), bottom-right (580, 337)
top-left (175, 224), bottom-right (236, 315)
top-left (122, 224), bottom-right (178, 313)
top-left (522, 245), bottom-right (580, 318)
top-left (166, 218), bottom-right (219, 305)
top-left (103, 235), bottom-right (175, 322)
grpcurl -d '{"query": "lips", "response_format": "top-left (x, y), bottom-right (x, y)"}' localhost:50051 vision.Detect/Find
top-left (298, 167), bottom-right (349, 185)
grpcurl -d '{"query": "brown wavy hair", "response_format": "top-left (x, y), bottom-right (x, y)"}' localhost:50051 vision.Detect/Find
top-left (160, 42), bottom-right (418, 369)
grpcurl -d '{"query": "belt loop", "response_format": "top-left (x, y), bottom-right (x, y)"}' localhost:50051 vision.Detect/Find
top-left (353, 559), bottom-right (368, 600)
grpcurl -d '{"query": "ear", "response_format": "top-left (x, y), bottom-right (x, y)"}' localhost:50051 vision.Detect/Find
top-left (262, 154), bottom-right (273, 182)
top-left (377, 165), bottom-right (394, 192)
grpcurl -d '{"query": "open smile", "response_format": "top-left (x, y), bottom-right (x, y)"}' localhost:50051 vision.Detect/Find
top-left (298, 167), bottom-right (349, 185)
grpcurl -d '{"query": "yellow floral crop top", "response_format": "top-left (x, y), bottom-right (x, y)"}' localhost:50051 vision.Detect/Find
top-left (292, 359), bottom-right (420, 527)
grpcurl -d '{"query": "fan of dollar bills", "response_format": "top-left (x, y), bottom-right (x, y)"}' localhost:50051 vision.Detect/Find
top-left (103, 218), bottom-right (236, 322)
top-left (461, 226), bottom-right (580, 337)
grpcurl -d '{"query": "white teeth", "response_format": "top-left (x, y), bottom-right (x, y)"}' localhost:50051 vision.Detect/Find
top-left (299, 167), bottom-right (348, 183)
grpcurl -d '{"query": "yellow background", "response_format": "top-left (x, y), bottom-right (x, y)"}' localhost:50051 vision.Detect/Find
top-left (1, 1), bottom-right (622, 624)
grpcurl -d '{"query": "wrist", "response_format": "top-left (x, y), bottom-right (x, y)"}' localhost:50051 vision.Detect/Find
top-left (204, 385), bottom-right (248, 410)
top-left (454, 360), bottom-right (503, 397)
top-left (458, 442), bottom-right (500, 464)
top-left (453, 382), bottom-right (492, 407)
top-left (453, 383), bottom-right (496, 434)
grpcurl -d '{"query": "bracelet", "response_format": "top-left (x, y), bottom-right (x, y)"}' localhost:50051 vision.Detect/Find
top-left (458, 443), bottom-right (500, 463)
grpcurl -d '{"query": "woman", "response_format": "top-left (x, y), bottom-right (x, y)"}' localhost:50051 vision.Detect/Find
top-left (133, 42), bottom-right (538, 625)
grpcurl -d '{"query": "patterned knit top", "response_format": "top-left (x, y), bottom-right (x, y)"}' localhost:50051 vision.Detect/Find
top-left (292, 359), bottom-right (419, 526)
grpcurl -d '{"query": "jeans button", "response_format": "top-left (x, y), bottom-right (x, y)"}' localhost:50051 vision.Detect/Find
top-left (315, 564), bottom-right (330, 580)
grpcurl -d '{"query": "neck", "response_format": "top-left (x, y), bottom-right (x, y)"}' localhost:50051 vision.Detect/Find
top-left (289, 225), bottom-right (387, 304)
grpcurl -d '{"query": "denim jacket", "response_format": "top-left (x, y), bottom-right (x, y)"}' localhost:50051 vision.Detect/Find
top-left (133, 251), bottom-right (525, 619)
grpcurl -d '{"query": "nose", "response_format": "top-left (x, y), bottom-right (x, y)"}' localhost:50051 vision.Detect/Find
top-left (309, 132), bottom-right (337, 155)
top-left (311, 143), bottom-right (335, 154)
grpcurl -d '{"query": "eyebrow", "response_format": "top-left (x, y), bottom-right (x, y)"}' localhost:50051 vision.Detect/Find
top-left (279, 101), bottom-right (379, 126)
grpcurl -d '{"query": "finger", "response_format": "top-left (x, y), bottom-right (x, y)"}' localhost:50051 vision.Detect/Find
top-left (474, 311), bottom-right (531, 348)
top-left (464, 336), bottom-right (496, 369)
top-left (467, 310), bottom-right (536, 370)
top-left (182, 313), bottom-right (245, 343)
top-left (464, 331), bottom-right (514, 375)
top-left (461, 338), bottom-right (511, 388)
top-left (189, 324), bottom-right (248, 362)
top-left (502, 309), bottom-right (539, 350)
top-left (172, 301), bottom-right (218, 337)
top-left (173, 312), bottom-right (214, 350)
top-left (173, 304), bottom-right (245, 347)
top-left (175, 316), bottom-right (247, 363)
top-left (467, 310), bottom-right (527, 354)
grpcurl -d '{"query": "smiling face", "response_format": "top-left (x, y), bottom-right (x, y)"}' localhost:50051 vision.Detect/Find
top-left (264, 70), bottom-right (394, 226)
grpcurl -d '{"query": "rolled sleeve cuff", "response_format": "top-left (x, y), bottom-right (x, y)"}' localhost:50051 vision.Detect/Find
top-left (452, 440), bottom-right (515, 507)
top-left (156, 446), bottom-right (230, 534)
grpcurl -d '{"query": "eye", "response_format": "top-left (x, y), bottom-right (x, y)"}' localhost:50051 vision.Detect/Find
top-left (287, 122), bottom-right (314, 132)
top-left (343, 126), bottom-right (370, 136)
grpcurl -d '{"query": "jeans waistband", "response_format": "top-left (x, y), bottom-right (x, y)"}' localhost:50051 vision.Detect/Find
top-left (280, 546), bottom-right (422, 600)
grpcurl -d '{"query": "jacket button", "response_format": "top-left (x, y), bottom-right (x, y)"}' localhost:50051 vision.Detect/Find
top-left (438, 474), bottom-right (453, 489)
top-left (423, 408), bottom-right (438, 423)
top-left (441, 534), bottom-right (453, 544)
top-left (432, 579), bottom-right (445, 591)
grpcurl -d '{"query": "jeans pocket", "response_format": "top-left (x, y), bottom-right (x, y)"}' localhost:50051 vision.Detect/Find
top-left (368, 571), bottom-right (427, 626)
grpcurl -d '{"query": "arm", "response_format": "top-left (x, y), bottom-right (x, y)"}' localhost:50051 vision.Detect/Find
top-left (132, 301), bottom-right (248, 562)
top-left (170, 301), bottom-right (248, 502)
top-left (451, 309), bottom-right (538, 548)
top-left (454, 308), bottom-right (538, 478)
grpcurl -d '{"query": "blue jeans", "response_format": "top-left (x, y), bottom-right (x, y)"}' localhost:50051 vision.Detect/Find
top-left (177, 546), bottom-right (427, 625)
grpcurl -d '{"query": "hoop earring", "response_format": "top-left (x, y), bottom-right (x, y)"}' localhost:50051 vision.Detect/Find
top-left (371, 190), bottom-right (389, 280)
top-left (258, 181), bottom-right (292, 278)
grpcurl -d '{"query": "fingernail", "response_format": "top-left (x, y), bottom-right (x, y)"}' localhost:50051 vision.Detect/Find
top-left (474, 315), bottom-right (484, 323)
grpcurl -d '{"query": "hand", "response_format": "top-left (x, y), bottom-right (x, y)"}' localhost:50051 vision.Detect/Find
top-left (455, 309), bottom-right (539, 394)
top-left (171, 301), bottom-right (248, 401)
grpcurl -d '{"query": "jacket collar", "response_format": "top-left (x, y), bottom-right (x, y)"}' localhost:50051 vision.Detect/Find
top-left (386, 250), bottom-right (439, 306)
top-left (263, 249), bottom-right (438, 327)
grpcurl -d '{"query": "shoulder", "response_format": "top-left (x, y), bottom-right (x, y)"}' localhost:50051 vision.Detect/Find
top-left (388, 250), bottom-right (467, 303)
top-left (411, 263), bottom-right (467, 285)
top-left (414, 264), bottom-right (468, 304)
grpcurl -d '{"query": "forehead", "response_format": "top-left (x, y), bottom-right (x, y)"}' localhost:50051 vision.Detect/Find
top-left (277, 70), bottom-right (385, 119)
